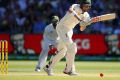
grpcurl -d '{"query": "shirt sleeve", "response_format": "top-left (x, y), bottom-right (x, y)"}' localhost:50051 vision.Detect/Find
top-left (43, 25), bottom-right (50, 38)
top-left (79, 12), bottom-right (92, 28)
top-left (80, 12), bottom-right (92, 26)
top-left (69, 4), bottom-right (78, 11)
top-left (83, 12), bottom-right (91, 23)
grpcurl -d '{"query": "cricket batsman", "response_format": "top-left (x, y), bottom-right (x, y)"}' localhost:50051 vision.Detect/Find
top-left (44, 0), bottom-right (98, 76)
top-left (35, 16), bottom-right (60, 72)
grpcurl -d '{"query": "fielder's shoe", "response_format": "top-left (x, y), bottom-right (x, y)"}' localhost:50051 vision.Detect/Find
top-left (35, 67), bottom-right (41, 72)
top-left (43, 66), bottom-right (53, 76)
top-left (63, 71), bottom-right (78, 76)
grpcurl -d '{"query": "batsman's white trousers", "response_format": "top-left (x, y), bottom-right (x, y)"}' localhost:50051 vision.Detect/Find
top-left (48, 24), bottom-right (77, 72)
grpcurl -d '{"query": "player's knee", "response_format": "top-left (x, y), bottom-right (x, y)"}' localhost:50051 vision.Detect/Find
top-left (58, 48), bottom-right (67, 57)
top-left (67, 43), bottom-right (77, 54)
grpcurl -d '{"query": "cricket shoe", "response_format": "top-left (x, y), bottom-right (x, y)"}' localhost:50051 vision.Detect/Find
top-left (43, 66), bottom-right (53, 76)
top-left (35, 67), bottom-right (41, 72)
top-left (63, 71), bottom-right (78, 76)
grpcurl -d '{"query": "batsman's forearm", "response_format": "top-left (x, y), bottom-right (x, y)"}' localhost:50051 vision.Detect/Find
top-left (87, 20), bottom-right (93, 25)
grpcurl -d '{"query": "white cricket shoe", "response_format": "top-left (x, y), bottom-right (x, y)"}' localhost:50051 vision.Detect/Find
top-left (35, 67), bottom-right (41, 72)
top-left (63, 71), bottom-right (78, 76)
top-left (43, 67), bottom-right (53, 76)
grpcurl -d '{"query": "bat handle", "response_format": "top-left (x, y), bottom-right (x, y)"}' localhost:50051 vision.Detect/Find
top-left (91, 17), bottom-right (100, 23)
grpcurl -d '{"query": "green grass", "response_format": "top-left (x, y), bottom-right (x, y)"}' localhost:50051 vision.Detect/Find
top-left (0, 61), bottom-right (120, 80)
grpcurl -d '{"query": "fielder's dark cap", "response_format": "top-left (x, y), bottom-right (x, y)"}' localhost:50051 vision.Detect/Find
top-left (81, 0), bottom-right (91, 6)
top-left (51, 16), bottom-right (59, 22)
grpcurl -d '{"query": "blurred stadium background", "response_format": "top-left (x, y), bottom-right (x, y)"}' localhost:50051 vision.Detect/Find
top-left (0, 0), bottom-right (120, 60)
top-left (0, 0), bottom-right (120, 80)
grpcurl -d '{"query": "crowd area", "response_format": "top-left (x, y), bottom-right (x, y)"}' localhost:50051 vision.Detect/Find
top-left (0, 0), bottom-right (120, 34)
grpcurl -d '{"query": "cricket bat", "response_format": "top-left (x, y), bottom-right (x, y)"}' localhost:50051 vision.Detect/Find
top-left (80, 13), bottom-right (116, 31)
top-left (92, 13), bottom-right (116, 22)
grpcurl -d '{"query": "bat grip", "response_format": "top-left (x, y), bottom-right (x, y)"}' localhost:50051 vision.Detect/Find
top-left (91, 17), bottom-right (100, 23)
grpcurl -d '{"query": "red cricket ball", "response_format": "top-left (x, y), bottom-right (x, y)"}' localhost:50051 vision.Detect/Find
top-left (100, 73), bottom-right (104, 77)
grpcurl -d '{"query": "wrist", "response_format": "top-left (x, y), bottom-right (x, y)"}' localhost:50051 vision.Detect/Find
top-left (91, 17), bottom-right (100, 23)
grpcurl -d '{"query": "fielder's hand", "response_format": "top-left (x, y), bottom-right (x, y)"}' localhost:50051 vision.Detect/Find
top-left (49, 45), bottom-right (54, 50)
